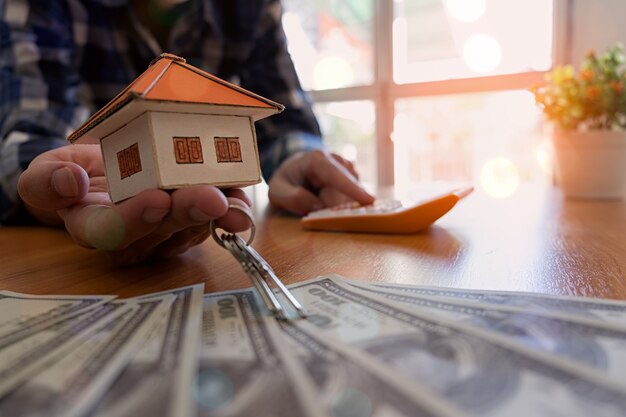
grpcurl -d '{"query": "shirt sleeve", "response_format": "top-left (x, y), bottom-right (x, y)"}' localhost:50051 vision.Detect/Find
top-left (0, 1), bottom-right (87, 224)
top-left (237, 0), bottom-right (324, 181)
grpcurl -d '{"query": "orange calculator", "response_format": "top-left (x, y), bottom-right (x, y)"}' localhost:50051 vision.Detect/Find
top-left (300, 186), bottom-right (473, 234)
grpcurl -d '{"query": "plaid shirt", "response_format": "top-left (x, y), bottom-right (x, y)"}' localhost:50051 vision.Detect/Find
top-left (0, 0), bottom-right (322, 224)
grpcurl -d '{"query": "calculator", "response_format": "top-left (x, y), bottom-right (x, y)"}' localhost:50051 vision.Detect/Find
top-left (300, 186), bottom-right (473, 234)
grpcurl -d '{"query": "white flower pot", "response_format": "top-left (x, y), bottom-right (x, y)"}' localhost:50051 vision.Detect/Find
top-left (552, 130), bottom-right (626, 200)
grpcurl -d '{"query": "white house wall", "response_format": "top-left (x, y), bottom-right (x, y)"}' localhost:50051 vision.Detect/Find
top-left (101, 113), bottom-right (158, 203)
top-left (149, 112), bottom-right (261, 188)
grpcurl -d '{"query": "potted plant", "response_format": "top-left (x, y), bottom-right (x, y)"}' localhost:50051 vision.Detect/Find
top-left (532, 43), bottom-right (626, 199)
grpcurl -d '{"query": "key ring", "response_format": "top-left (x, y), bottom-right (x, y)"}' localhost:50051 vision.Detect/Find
top-left (209, 203), bottom-right (307, 320)
top-left (210, 204), bottom-right (256, 248)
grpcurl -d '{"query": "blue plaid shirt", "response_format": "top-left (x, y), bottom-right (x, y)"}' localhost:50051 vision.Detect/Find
top-left (0, 0), bottom-right (322, 224)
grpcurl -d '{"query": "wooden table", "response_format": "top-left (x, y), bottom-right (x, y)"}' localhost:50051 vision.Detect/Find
top-left (1, 184), bottom-right (625, 299)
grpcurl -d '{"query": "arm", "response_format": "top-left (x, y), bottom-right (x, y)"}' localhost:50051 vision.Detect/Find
top-left (3, 1), bottom-right (251, 264)
top-left (0, 0), bottom-right (84, 224)
top-left (238, 0), bottom-right (374, 214)
top-left (237, 0), bottom-right (324, 180)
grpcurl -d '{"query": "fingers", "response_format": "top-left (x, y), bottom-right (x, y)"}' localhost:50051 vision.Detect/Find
top-left (59, 184), bottom-right (226, 252)
top-left (58, 181), bottom-right (255, 264)
top-left (59, 189), bottom-right (172, 250)
top-left (331, 153), bottom-right (358, 180)
top-left (268, 150), bottom-right (374, 215)
top-left (223, 188), bottom-right (252, 207)
top-left (306, 150), bottom-right (374, 205)
top-left (114, 186), bottom-right (229, 252)
top-left (108, 191), bottom-right (251, 265)
top-left (268, 172), bottom-right (324, 215)
top-left (18, 145), bottom-right (105, 224)
top-left (139, 226), bottom-right (212, 262)
top-left (134, 196), bottom-right (253, 264)
top-left (18, 161), bottom-right (90, 211)
top-left (318, 187), bottom-right (355, 208)
top-left (214, 197), bottom-right (254, 233)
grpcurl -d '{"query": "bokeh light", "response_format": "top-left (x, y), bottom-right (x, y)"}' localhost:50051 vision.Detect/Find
top-left (314, 56), bottom-right (355, 90)
top-left (194, 368), bottom-right (234, 410)
top-left (84, 207), bottom-right (125, 251)
top-left (332, 388), bottom-right (373, 417)
top-left (463, 34), bottom-right (502, 73)
top-left (536, 137), bottom-right (554, 176)
top-left (480, 157), bottom-right (519, 198)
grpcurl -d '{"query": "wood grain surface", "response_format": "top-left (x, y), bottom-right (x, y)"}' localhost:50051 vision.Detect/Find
top-left (1, 185), bottom-right (625, 299)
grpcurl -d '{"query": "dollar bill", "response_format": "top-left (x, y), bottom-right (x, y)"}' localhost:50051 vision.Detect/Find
top-left (277, 312), bottom-right (468, 417)
top-left (88, 284), bottom-right (204, 417)
top-left (350, 280), bottom-right (626, 389)
top-left (0, 296), bottom-right (172, 417)
top-left (197, 289), bottom-right (328, 417)
top-left (367, 281), bottom-right (626, 326)
top-left (0, 291), bottom-right (115, 344)
top-left (0, 300), bottom-right (132, 398)
top-left (284, 276), bottom-right (626, 417)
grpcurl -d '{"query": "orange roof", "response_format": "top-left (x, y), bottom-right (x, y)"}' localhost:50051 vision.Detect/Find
top-left (68, 53), bottom-right (284, 143)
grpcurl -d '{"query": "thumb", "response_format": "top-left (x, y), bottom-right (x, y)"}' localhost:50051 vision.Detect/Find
top-left (18, 160), bottom-right (90, 212)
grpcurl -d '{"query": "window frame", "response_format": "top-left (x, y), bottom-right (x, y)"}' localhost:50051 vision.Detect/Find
top-left (303, 0), bottom-right (568, 187)
top-left (214, 136), bottom-right (243, 163)
top-left (174, 136), bottom-right (204, 164)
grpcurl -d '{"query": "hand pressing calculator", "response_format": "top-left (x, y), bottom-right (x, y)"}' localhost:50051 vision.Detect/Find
top-left (301, 186), bottom-right (473, 234)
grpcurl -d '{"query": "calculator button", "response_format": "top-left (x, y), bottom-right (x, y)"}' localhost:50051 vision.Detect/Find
top-left (304, 199), bottom-right (404, 219)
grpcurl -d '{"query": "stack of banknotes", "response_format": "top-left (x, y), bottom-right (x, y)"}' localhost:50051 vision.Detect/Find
top-left (2, 274), bottom-right (626, 417)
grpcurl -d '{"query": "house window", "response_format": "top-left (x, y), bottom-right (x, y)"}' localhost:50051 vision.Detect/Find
top-left (117, 143), bottom-right (142, 179)
top-left (214, 137), bottom-right (243, 163)
top-left (174, 137), bottom-right (204, 164)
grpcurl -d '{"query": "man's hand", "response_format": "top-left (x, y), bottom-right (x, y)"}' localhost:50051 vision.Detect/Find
top-left (268, 149), bottom-right (375, 215)
top-left (18, 144), bottom-right (252, 265)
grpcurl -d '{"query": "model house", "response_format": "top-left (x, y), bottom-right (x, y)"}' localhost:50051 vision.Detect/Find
top-left (68, 53), bottom-right (284, 203)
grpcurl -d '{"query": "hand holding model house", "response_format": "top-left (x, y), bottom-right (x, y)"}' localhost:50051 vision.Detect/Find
top-left (17, 54), bottom-right (278, 263)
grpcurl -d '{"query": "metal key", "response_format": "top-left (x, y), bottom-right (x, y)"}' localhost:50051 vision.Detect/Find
top-left (210, 204), bottom-right (307, 320)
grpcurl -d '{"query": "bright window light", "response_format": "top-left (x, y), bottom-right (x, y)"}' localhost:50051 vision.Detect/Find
top-left (445, 0), bottom-right (486, 22)
top-left (394, 91), bottom-right (551, 192)
top-left (394, 0), bottom-right (553, 83)
top-left (283, 0), bottom-right (555, 189)
top-left (313, 101), bottom-right (377, 186)
top-left (282, 0), bottom-right (374, 91)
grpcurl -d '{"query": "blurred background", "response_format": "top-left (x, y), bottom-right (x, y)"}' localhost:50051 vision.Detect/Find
top-left (279, 0), bottom-right (626, 199)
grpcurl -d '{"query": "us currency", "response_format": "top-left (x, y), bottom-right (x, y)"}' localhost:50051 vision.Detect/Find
top-left (0, 291), bottom-right (115, 341)
top-left (0, 296), bottom-right (171, 417)
top-left (0, 299), bottom-right (133, 398)
top-left (277, 312), bottom-right (468, 417)
top-left (350, 280), bottom-right (626, 389)
top-left (88, 284), bottom-right (204, 417)
top-left (197, 289), bottom-right (328, 417)
top-left (368, 281), bottom-right (626, 326)
top-left (283, 276), bottom-right (626, 417)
